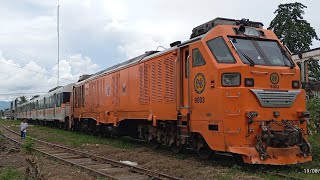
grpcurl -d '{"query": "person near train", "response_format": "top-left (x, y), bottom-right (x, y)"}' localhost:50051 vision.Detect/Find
top-left (20, 119), bottom-right (28, 140)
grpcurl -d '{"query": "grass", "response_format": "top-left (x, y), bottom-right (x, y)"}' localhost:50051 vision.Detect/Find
top-left (27, 125), bottom-right (139, 149)
top-left (0, 167), bottom-right (23, 180)
top-left (0, 119), bottom-right (20, 125)
top-left (1, 119), bottom-right (319, 179)
top-left (21, 137), bottom-right (35, 154)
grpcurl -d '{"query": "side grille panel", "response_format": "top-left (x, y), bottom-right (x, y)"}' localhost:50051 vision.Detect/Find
top-left (250, 89), bottom-right (301, 108)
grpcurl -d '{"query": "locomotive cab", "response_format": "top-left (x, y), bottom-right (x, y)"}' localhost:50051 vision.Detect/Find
top-left (186, 18), bottom-right (311, 164)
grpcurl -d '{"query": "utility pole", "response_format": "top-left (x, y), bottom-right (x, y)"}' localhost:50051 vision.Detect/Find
top-left (57, 0), bottom-right (60, 86)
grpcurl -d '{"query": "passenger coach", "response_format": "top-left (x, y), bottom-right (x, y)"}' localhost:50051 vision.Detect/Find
top-left (15, 84), bottom-right (73, 128)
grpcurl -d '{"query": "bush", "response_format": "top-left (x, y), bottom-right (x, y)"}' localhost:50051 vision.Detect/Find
top-left (0, 167), bottom-right (23, 180)
top-left (305, 98), bottom-right (320, 166)
top-left (21, 138), bottom-right (35, 154)
top-left (307, 98), bottom-right (320, 132)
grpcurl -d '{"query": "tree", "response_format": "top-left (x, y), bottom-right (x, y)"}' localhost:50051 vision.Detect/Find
top-left (18, 96), bottom-right (28, 104)
top-left (308, 59), bottom-right (320, 81)
top-left (269, 2), bottom-right (320, 81)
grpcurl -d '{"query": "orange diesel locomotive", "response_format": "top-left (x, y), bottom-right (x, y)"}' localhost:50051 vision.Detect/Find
top-left (70, 18), bottom-right (311, 165)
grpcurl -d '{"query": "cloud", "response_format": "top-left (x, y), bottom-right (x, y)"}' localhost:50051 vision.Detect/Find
top-left (0, 0), bottom-right (319, 102)
top-left (0, 50), bottom-right (98, 101)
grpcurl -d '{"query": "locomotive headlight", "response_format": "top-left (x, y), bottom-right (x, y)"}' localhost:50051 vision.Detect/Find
top-left (238, 26), bottom-right (261, 37)
top-left (222, 73), bottom-right (241, 86)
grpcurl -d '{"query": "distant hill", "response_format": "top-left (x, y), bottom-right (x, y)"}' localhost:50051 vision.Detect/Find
top-left (0, 101), bottom-right (10, 110)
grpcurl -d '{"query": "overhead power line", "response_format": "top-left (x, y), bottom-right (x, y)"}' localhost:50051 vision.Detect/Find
top-left (0, 60), bottom-right (76, 82)
top-left (0, 92), bottom-right (47, 96)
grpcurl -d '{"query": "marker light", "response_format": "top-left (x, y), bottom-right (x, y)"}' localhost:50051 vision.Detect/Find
top-left (245, 78), bottom-right (254, 87)
top-left (292, 80), bottom-right (300, 89)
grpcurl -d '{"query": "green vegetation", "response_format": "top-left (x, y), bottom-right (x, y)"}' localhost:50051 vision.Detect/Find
top-left (307, 98), bottom-right (320, 132)
top-left (303, 98), bottom-right (320, 168)
top-left (0, 119), bottom-right (21, 126)
top-left (27, 125), bottom-right (138, 149)
top-left (0, 167), bottom-right (23, 180)
top-left (269, 2), bottom-right (320, 82)
top-left (21, 138), bottom-right (35, 154)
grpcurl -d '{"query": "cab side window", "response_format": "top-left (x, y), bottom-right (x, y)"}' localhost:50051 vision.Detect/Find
top-left (192, 48), bottom-right (206, 67)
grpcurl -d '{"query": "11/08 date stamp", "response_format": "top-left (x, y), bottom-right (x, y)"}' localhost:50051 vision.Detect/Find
top-left (304, 169), bottom-right (320, 174)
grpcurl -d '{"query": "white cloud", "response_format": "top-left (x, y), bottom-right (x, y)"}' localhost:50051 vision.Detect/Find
top-left (0, 0), bottom-right (319, 101)
top-left (0, 50), bottom-right (98, 101)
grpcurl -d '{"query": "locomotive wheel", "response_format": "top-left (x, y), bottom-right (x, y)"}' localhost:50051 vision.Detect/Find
top-left (149, 139), bottom-right (160, 150)
top-left (197, 146), bottom-right (213, 160)
top-left (171, 143), bottom-right (183, 154)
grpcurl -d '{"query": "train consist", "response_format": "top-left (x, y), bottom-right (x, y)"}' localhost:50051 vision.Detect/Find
top-left (12, 18), bottom-right (312, 165)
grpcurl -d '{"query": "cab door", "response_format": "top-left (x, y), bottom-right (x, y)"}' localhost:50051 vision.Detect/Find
top-left (178, 46), bottom-right (191, 113)
top-left (176, 45), bottom-right (191, 138)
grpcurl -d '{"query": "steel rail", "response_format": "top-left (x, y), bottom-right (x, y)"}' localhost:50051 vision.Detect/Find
top-left (1, 125), bottom-right (181, 180)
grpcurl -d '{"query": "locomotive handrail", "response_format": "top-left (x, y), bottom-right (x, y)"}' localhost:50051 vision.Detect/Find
top-left (226, 92), bottom-right (240, 98)
top-left (187, 55), bottom-right (191, 113)
top-left (251, 71), bottom-right (268, 74)
top-left (280, 72), bottom-right (295, 75)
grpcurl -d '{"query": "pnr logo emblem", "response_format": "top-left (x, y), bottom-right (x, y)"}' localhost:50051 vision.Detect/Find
top-left (270, 73), bottom-right (279, 84)
top-left (194, 73), bottom-right (206, 94)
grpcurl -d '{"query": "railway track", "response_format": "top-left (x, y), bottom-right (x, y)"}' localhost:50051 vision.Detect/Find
top-left (0, 125), bottom-right (181, 180)
top-left (1, 124), bottom-right (307, 180)
top-left (262, 171), bottom-right (305, 180)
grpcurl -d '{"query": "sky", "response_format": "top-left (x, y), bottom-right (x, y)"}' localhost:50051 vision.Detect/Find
top-left (0, 0), bottom-right (319, 101)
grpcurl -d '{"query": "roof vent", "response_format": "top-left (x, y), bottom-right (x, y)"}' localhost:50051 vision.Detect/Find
top-left (78, 74), bottom-right (91, 82)
top-left (190, 17), bottom-right (264, 39)
top-left (170, 41), bottom-right (181, 47)
top-left (49, 86), bottom-right (63, 92)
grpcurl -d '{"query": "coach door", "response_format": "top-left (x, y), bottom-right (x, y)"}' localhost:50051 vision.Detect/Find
top-left (53, 94), bottom-right (56, 117)
top-left (43, 97), bottom-right (46, 117)
top-left (36, 100), bottom-right (38, 117)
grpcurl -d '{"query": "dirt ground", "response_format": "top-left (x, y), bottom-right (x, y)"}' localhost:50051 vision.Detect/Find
top-left (4, 124), bottom-right (264, 180)
top-left (0, 138), bottom-right (96, 180)
top-left (79, 144), bottom-right (263, 180)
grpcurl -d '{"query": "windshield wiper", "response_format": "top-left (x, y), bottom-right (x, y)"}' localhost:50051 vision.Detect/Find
top-left (280, 48), bottom-right (294, 68)
top-left (229, 39), bottom-right (255, 66)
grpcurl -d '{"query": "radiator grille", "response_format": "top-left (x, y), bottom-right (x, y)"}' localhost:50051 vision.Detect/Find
top-left (250, 89), bottom-right (300, 108)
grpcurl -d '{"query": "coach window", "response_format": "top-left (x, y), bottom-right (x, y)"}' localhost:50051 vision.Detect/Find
top-left (47, 97), bottom-right (51, 108)
top-left (207, 36), bottom-right (236, 63)
top-left (43, 97), bottom-right (46, 109)
top-left (192, 48), bottom-right (206, 67)
top-left (56, 94), bottom-right (61, 107)
top-left (49, 96), bottom-right (52, 108)
top-left (63, 92), bottom-right (71, 103)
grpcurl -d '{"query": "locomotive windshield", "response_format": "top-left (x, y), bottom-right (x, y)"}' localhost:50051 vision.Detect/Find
top-left (207, 37), bottom-right (236, 63)
top-left (228, 37), bottom-right (293, 67)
